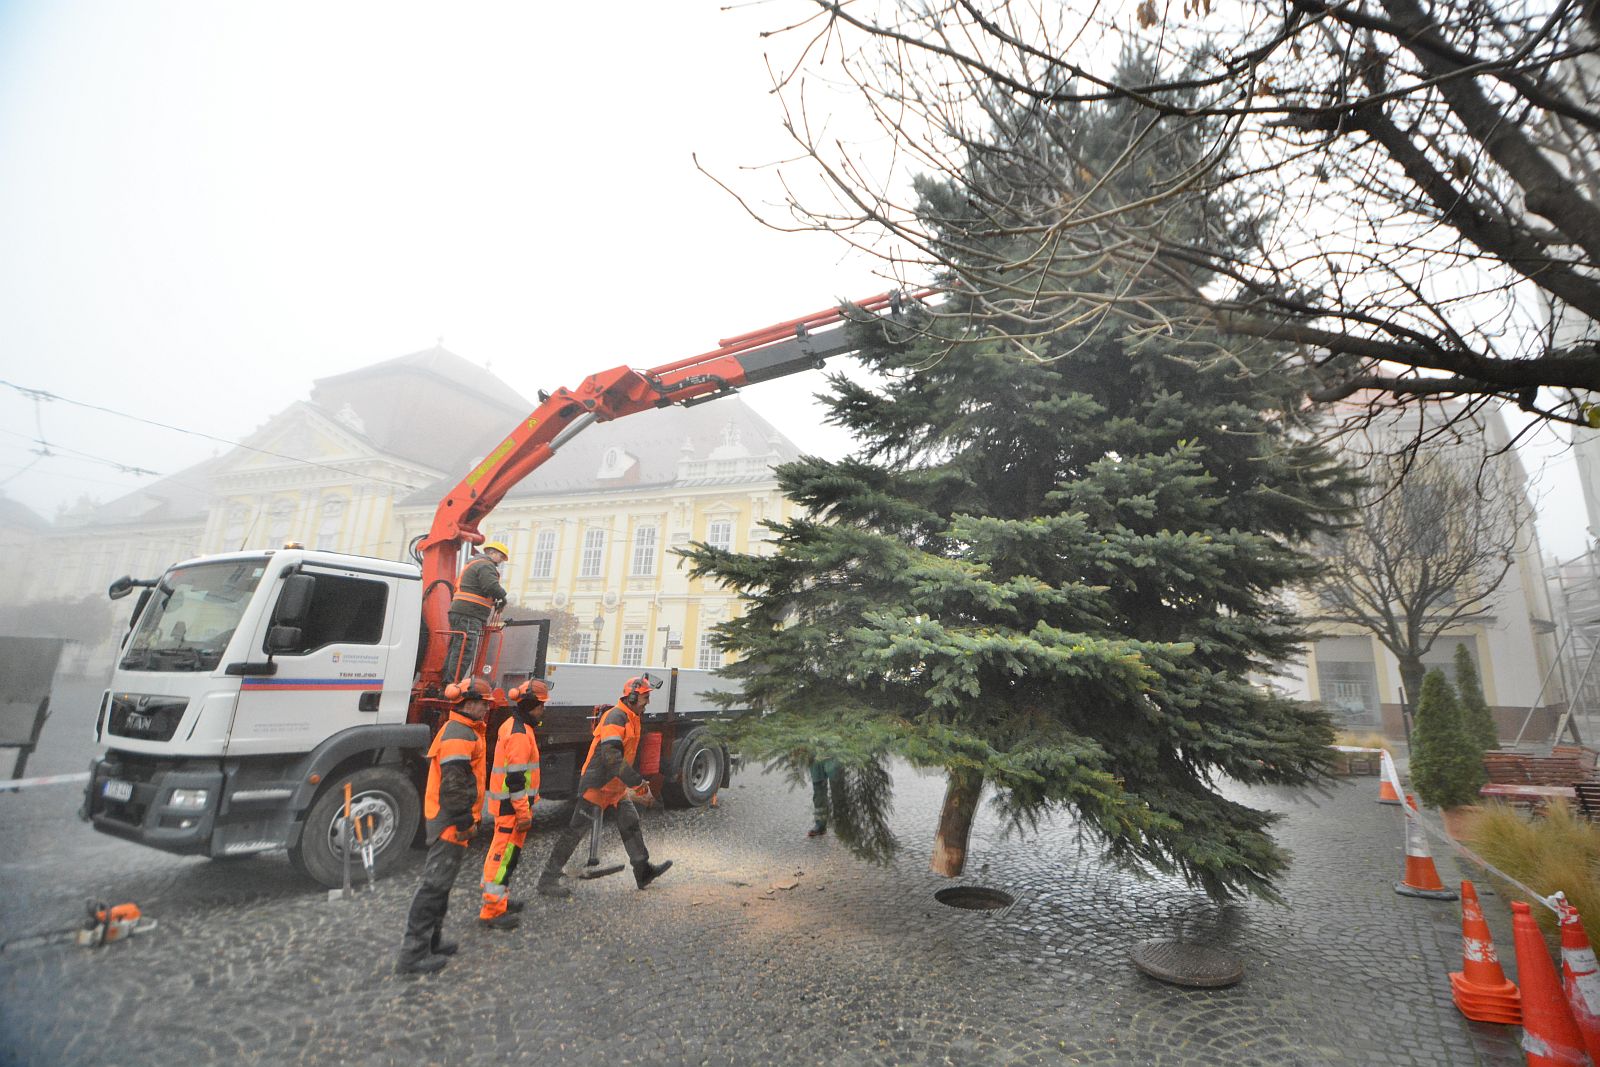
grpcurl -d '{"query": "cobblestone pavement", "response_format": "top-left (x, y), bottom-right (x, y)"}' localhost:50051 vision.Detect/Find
top-left (1, 678), bottom-right (1527, 1066)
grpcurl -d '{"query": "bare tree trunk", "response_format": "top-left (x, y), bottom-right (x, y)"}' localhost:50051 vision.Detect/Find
top-left (930, 768), bottom-right (984, 878)
top-left (1399, 654), bottom-right (1426, 746)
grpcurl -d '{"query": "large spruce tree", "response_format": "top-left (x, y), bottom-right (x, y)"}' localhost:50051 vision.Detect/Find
top-left (685, 63), bottom-right (1352, 901)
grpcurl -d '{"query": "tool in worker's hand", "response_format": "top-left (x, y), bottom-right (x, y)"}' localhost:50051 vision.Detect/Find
top-left (578, 804), bottom-right (625, 880)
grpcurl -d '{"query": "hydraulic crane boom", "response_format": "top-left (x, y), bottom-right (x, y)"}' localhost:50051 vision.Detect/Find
top-left (414, 288), bottom-right (929, 689)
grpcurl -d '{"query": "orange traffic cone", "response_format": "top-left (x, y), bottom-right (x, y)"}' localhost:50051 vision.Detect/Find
top-left (1556, 893), bottom-right (1600, 1066)
top-left (1449, 880), bottom-right (1522, 1024)
top-left (1395, 795), bottom-right (1458, 900)
top-left (1377, 751), bottom-right (1402, 805)
top-left (1512, 900), bottom-right (1592, 1066)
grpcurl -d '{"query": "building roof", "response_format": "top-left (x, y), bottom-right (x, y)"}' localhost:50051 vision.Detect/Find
top-left (308, 346), bottom-right (533, 472)
top-left (399, 397), bottom-right (805, 508)
top-left (57, 456), bottom-right (223, 529)
top-left (0, 493), bottom-right (49, 532)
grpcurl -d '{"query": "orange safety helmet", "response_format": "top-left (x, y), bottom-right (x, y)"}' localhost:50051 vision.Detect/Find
top-left (621, 674), bottom-right (661, 701)
top-left (443, 677), bottom-right (493, 703)
top-left (509, 679), bottom-right (549, 705)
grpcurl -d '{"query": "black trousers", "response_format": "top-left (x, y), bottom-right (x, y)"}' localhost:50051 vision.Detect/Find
top-left (541, 797), bottom-right (649, 877)
top-left (397, 837), bottom-right (469, 965)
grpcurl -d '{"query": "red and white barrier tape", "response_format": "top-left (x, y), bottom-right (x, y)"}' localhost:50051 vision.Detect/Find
top-left (0, 771), bottom-right (89, 791)
top-left (1347, 746), bottom-right (1562, 913)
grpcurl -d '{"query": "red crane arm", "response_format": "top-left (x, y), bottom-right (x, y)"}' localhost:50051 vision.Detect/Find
top-left (415, 288), bottom-right (928, 688)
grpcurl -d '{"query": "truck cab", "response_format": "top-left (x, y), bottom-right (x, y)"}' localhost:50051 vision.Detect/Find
top-left (84, 548), bottom-right (430, 883)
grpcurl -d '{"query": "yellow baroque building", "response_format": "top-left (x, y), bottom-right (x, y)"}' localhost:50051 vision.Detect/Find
top-left (395, 402), bottom-right (802, 670)
top-left (11, 347), bottom-right (799, 674)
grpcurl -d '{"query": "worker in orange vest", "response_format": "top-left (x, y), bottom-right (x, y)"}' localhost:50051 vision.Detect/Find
top-left (536, 674), bottom-right (672, 897)
top-left (478, 679), bottom-right (545, 925)
top-left (394, 678), bottom-right (496, 976)
top-left (445, 540), bottom-right (509, 682)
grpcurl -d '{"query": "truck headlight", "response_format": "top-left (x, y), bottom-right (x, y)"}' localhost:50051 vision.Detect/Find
top-left (168, 789), bottom-right (210, 810)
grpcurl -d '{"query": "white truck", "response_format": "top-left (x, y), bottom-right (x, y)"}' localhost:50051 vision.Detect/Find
top-left (79, 289), bottom-right (925, 886)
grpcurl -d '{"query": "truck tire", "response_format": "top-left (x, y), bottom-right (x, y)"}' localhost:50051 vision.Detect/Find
top-left (662, 730), bottom-right (725, 808)
top-left (289, 766), bottom-right (420, 889)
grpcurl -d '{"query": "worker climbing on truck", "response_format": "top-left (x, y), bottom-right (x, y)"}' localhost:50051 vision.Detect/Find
top-left (478, 679), bottom-right (544, 926)
top-left (446, 540), bottom-right (509, 682)
top-left (395, 678), bottom-right (495, 977)
top-left (537, 674), bottom-right (672, 898)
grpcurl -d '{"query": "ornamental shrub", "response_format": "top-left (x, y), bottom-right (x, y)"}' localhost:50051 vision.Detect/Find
top-left (1410, 668), bottom-right (1487, 809)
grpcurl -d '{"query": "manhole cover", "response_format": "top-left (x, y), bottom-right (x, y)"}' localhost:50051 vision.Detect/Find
top-left (1129, 939), bottom-right (1244, 988)
top-left (934, 886), bottom-right (1015, 911)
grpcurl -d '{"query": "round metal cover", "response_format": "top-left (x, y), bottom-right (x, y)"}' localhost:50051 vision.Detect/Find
top-left (1129, 939), bottom-right (1244, 988)
top-left (933, 886), bottom-right (1015, 911)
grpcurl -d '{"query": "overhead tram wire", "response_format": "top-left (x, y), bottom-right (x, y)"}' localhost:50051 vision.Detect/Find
top-left (0, 379), bottom-right (430, 492)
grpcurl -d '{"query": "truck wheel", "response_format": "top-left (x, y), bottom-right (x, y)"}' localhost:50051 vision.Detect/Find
top-left (290, 766), bottom-right (420, 889)
top-left (662, 731), bottom-right (725, 808)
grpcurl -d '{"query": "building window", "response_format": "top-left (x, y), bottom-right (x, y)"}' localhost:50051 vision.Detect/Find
top-left (621, 631), bottom-right (645, 666)
top-left (268, 500), bottom-right (295, 546)
top-left (531, 530), bottom-right (557, 579)
top-left (570, 631), bottom-right (594, 664)
top-left (706, 519), bottom-right (733, 553)
top-left (580, 529), bottom-right (606, 578)
top-left (316, 499), bottom-right (345, 551)
top-left (631, 526), bottom-right (658, 576)
top-left (223, 505), bottom-right (250, 550)
top-left (697, 638), bottom-right (722, 670)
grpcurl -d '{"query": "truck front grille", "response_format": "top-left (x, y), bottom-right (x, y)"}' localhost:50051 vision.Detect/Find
top-left (107, 694), bottom-right (188, 742)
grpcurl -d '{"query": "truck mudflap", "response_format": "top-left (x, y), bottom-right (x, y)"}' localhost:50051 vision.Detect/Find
top-left (84, 752), bottom-right (224, 856)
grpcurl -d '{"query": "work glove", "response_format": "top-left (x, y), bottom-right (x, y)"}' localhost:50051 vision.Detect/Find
top-left (626, 783), bottom-right (654, 807)
top-left (451, 816), bottom-right (475, 842)
top-left (514, 811), bottom-right (533, 834)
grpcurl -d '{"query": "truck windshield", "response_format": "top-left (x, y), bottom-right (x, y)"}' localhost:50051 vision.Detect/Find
top-left (119, 559), bottom-right (267, 673)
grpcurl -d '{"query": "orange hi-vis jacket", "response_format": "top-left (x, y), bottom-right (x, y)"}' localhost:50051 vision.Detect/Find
top-left (488, 715), bottom-right (540, 822)
top-left (580, 702), bottom-right (641, 809)
top-left (424, 710), bottom-right (486, 844)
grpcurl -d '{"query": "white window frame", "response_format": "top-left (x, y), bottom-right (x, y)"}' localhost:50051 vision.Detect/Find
top-left (697, 638), bottom-right (722, 670)
top-left (631, 525), bottom-right (658, 576)
top-left (531, 530), bottom-right (557, 579)
top-left (706, 519), bottom-right (733, 553)
top-left (570, 631), bottom-right (595, 664)
top-left (621, 631), bottom-right (646, 667)
top-left (316, 498), bottom-right (345, 551)
top-left (579, 529), bottom-right (606, 578)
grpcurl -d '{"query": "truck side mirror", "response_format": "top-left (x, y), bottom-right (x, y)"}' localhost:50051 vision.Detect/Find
top-left (266, 626), bottom-right (304, 654)
top-left (108, 576), bottom-right (135, 600)
top-left (274, 574), bottom-right (316, 627)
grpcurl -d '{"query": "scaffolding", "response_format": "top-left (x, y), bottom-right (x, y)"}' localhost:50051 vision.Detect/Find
top-left (1546, 544), bottom-right (1600, 742)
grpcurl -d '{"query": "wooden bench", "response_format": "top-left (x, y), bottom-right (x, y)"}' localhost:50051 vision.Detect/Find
top-left (1574, 781), bottom-right (1600, 821)
top-left (1553, 745), bottom-right (1599, 773)
top-left (1481, 753), bottom-right (1589, 786)
top-left (1479, 783), bottom-right (1577, 809)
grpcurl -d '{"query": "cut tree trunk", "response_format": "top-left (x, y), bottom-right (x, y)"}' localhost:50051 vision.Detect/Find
top-left (930, 767), bottom-right (984, 878)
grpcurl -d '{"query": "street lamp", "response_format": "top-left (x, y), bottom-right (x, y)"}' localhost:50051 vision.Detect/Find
top-left (592, 612), bottom-right (605, 663)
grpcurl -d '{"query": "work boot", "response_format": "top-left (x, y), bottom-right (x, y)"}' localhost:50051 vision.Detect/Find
top-left (394, 954), bottom-right (449, 976)
top-left (807, 822), bottom-right (827, 838)
top-left (536, 870), bottom-right (572, 898)
top-left (429, 936), bottom-right (459, 958)
top-left (479, 913), bottom-right (520, 931)
top-left (633, 859), bottom-right (673, 890)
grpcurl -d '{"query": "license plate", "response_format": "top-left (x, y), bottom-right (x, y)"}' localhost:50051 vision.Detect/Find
top-left (102, 779), bottom-right (133, 802)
